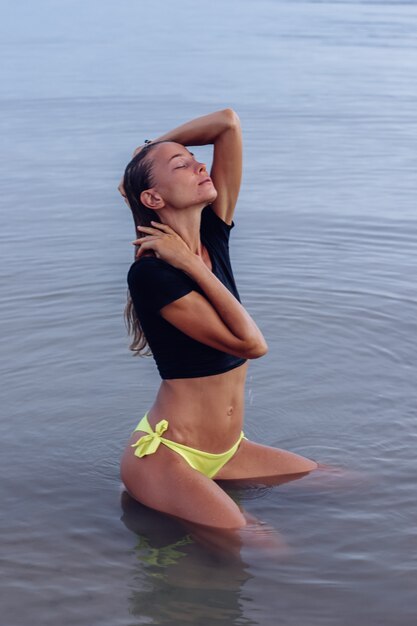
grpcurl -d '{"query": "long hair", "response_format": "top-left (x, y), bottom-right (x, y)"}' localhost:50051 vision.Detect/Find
top-left (122, 141), bottom-right (169, 356)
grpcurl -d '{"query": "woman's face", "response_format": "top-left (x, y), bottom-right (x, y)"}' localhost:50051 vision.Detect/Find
top-left (144, 142), bottom-right (218, 210)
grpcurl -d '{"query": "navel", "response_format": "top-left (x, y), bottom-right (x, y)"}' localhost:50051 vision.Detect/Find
top-left (227, 406), bottom-right (234, 416)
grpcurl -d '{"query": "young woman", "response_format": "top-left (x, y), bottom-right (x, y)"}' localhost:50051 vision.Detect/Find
top-left (119, 109), bottom-right (318, 532)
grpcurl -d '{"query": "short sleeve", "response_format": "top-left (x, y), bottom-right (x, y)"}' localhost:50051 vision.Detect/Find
top-left (127, 257), bottom-right (196, 314)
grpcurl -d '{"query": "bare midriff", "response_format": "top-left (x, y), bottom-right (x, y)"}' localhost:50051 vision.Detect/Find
top-left (146, 360), bottom-right (248, 453)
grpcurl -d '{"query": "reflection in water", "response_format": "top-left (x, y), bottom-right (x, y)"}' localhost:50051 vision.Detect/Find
top-left (119, 454), bottom-right (350, 623)
top-left (120, 490), bottom-right (258, 625)
top-left (119, 467), bottom-right (350, 624)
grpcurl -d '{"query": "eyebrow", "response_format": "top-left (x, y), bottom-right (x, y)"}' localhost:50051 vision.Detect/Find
top-left (168, 151), bottom-right (194, 163)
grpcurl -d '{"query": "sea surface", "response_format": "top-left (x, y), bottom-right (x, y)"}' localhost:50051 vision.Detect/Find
top-left (1, 1), bottom-right (417, 624)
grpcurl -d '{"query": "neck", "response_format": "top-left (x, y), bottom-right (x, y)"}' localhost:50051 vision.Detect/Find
top-left (157, 205), bottom-right (205, 255)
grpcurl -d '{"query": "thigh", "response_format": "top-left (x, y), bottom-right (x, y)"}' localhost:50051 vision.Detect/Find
top-left (120, 433), bottom-right (246, 530)
top-left (213, 438), bottom-right (318, 482)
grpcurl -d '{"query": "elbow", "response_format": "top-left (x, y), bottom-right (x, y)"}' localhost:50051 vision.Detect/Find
top-left (243, 337), bottom-right (268, 360)
top-left (223, 108), bottom-right (241, 129)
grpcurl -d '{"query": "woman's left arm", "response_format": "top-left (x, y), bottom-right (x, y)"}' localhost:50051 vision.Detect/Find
top-left (144, 108), bottom-right (243, 225)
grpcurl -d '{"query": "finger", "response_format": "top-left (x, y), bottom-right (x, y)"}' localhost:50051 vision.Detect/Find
top-left (131, 235), bottom-right (159, 245)
top-left (135, 241), bottom-right (150, 258)
top-left (137, 225), bottom-right (167, 236)
top-left (149, 220), bottom-right (176, 233)
top-left (135, 240), bottom-right (158, 259)
top-left (137, 225), bottom-right (161, 232)
top-left (132, 146), bottom-right (143, 157)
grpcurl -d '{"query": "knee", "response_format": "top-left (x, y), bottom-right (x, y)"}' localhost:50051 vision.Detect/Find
top-left (219, 510), bottom-right (247, 530)
top-left (197, 500), bottom-right (246, 530)
top-left (302, 458), bottom-right (319, 472)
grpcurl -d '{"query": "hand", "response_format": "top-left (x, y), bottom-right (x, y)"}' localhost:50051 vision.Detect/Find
top-left (132, 139), bottom-right (153, 158)
top-left (132, 221), bottom-right (196, 270)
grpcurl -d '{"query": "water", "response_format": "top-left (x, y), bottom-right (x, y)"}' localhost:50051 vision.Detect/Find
top-left (1, 0), bottom-right (417, 624)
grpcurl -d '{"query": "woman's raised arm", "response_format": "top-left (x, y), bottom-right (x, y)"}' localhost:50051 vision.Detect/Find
top-left (138, 109), bottom-right (243, 225)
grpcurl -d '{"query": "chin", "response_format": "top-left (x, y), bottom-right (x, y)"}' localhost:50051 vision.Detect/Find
top-left (206, 186), bottom-right (218, 203)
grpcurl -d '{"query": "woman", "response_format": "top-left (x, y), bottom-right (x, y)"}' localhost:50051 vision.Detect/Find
top-left (119, 109), bottom-right (318, 532)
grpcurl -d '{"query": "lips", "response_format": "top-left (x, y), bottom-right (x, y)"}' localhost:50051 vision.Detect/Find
top-left (199, 177), bottom-right (212, 185)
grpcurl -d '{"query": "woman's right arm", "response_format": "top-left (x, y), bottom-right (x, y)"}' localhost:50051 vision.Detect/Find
top-left (161, 255), bottom-right (268, 360)
top-left (135, 221), bottom-right (268, 360)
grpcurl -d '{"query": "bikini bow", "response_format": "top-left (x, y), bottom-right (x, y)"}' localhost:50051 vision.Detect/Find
top-left (131, 419), bottom-right (169, 458)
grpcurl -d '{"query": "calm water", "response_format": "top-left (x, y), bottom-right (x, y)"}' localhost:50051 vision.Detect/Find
top-left (1, 0), bottom-right (417, 624)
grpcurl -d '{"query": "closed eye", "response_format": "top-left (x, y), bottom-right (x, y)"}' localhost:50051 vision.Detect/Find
top-left (172, 154), bottom-right (197, 170)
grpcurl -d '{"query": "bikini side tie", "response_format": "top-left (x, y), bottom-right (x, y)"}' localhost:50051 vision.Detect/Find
top-left (131, 419), bottom-right (169, 458)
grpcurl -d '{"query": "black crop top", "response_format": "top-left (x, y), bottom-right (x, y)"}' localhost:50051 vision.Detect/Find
top-left (127, 204), bottom-right (247, 379)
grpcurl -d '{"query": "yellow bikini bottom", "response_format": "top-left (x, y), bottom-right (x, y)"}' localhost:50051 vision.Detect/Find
top-left (131, 413), bottom-right (245, 479)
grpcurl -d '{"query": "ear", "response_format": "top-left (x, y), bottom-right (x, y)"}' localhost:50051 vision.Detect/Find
top-left (140, 189), bottom-right (165, 210)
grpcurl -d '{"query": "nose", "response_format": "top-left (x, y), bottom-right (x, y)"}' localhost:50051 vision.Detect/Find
top-left (197, 161), bottom-right (206, 173)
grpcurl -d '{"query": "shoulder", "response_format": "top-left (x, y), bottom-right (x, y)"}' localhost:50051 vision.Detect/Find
top-left (201, 204), bottom-right (236, 245)
top-left (128, 255), bottom-right (163, 278)
top-left (128, 256), bottom-right (195, 293)
top-left (128, 256), bottom-right (160, 285)
top-left (128, 256), bottom-right (188, 287)
top-left (127, 257), bottom-right (197, 314)
top-left (202, 204), bottom-right (235, 229)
